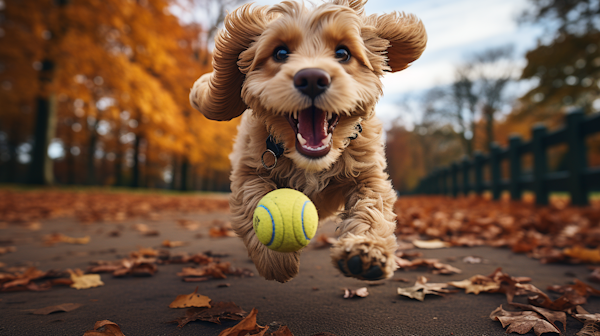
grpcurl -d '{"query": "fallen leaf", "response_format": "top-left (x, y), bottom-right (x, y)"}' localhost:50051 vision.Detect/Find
top-left (218, 308), bottom-right (266, 336)
top-left (312, 234), bottom-right (337, 249)
top-left (162, 240), bottom-right (188, 248)
top-left (490, 305), bottom-right (561, 336)
top-left (412, 239), bottom-right (451, 249)
top-left (397, 258), bottom-right (462, 275)
top-left (530, 279), bottom-right (600, 311)
top-left (0, 246), bottom-right (16, 255)
top-left (83, 319), bottom-right (125, 336)
top-left (177, 219), bottom-right (200, 231)
top-left (69, 269), bottom-right (104, 290)
top-left (129, 247), bottom-right (158, 258)
top-left (169, 301), bottom-right (246, 327)
top-left (462, 256), bottom-right (483, 264)
top-left (169, 287), bottom-right (211, 309)
top-left (266, 326), bottom-right (294, 336)
top-left (209, 220), bottom-right (236, 238)
top-left (397, 276), bottom-right (455, 301)
top-left (44, 234), bottom-right (90, 246)
top-left (449, 275), bottom-right (500, 294)
top-left (571, 306), bottom-right (600, 336)
top-left (32, 303), bottom-right (82, 315)
top-left (343, 287), bottom-right (368, 299)
top-left (564, 246), bottom-right (600, 263)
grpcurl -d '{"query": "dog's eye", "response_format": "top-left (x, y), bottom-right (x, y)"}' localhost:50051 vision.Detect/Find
top-left (335, 47), bottom-right (351, 62)
top-left (273, 46), bottom-right (289, 62)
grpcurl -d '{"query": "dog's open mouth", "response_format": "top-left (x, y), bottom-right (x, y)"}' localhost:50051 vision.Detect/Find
top-left (286, 107), bottom-right (340, 158)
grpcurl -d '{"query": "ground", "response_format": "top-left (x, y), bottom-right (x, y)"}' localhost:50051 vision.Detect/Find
top-left (1, 192), bottom-right (599, 336)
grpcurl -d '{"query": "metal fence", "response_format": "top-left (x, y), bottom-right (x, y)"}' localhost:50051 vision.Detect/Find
top-left (412, 108), bottom-right (600, 205)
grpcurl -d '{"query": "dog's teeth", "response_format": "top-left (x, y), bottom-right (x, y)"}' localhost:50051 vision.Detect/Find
top-left (297, 133), bottom-right (307, 146)
top-left (322, 133), bottom-right (332, 146)
top-left (327, 111), bottom-right (332, 121)
top-left (293, 111), bottom-right (298, 120)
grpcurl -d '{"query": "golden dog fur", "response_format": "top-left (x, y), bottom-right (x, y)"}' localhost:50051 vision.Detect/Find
top-left (190, 0), bottom-right (426, 282)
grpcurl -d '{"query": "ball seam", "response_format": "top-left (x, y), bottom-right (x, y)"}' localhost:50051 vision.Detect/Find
top-left (257, 204), bottom-right (276, 247)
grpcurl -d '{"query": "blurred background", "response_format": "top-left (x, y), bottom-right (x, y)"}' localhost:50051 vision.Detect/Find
top-left (0, 0), bottom-right (598, 193)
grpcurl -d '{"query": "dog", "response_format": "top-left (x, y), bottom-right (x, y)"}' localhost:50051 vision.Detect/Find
top-left (190, 0), bottom-right (426, 282)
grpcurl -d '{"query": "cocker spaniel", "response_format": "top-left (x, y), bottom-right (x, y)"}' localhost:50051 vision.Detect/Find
top-left (190, 0), bottom-right (426, 282)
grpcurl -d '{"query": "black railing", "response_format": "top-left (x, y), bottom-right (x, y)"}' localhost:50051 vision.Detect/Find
top-left (412, 108), bottom-right (600, 205)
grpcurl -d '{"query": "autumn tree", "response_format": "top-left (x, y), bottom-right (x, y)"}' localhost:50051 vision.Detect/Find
top-left (519, 0), bottom-right (600, 115)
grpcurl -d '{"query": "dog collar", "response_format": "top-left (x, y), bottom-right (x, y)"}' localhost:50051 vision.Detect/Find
top-left (261, 123), bottom-right (361, 170)
top-left (261, 135), bottom-right (285, 170)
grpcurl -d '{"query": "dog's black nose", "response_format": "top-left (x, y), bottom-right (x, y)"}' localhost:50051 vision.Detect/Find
top-left (293, 68), bottom-right (331, 99)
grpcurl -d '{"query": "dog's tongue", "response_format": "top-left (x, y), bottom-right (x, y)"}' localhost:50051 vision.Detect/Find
top-left (298, 107), bottom-right (327, 146)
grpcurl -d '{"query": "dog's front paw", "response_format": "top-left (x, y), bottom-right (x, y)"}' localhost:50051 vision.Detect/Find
top-left (331, 233), bottom-right (396, 281)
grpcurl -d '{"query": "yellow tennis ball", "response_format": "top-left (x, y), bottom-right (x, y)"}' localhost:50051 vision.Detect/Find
top-left (252, 188), bottom-right (318, 252)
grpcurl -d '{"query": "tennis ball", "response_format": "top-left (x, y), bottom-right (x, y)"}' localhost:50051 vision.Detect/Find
top-left (253, 188), bottom-right (318, 252)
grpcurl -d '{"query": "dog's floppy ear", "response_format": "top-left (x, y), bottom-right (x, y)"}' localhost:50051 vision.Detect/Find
top-left (368, 12), bottom-right (427, 73)
top-left (189, 4), bottom-right (271, 121)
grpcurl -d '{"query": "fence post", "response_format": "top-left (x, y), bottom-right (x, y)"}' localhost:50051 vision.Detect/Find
top-left (509, 134), bottom-right (522, 201)
top-left (566, 109), bottom-right (588, 206)
top-left (451, 162), bottom-right (458, 197)
top-left (490, 143), bottom-right (501, 200)
top-left (474, 151), bottom-right (484, 195)
top-left (532, 124), bottom-right (548, 205)
top-left (462, 156), bottom-right (470, 196)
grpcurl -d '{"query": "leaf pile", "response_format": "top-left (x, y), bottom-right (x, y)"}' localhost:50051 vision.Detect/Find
top-left (394, 196), bottom-right (600, 264)
top-left (0, 267), bottom-right (73, 292)
top-left (0, 190), bottom-right (229, 224)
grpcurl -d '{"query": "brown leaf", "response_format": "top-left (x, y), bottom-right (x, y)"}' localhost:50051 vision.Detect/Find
top-left (412, 239), bottom-right (451, 249)
top-left (397, 258), bottom-right (462, 275)
top-left (449, 275), bottom-right (500, 294)
top-left (177, 219), bottom-right (200, 231)
top-left (343, 287), bottom-right (368, 299)
top-left (83, 320), bottom-right (125, 336)
top-left (397, 276), bottom-right (455, 301)
top-left (169, 301), bottom-right (246, 327)
top-left (266, 326), bottom-right (294, 336)
top-left (218, 308), bottom-right (265, 336)
top-left (0, 246), bottom-right (16, 255)
top-left (571, 306), bottom-right (600, 335)
top-left (312, 234), bottom-right (337, 249)
top-left (44, 233), bottom-right (90, 246)
top-left (169, 287), bottom-right (211, 309)
top-left (161, 240), bottom-right (188, 248)
top-left (32, 303), bottom-right (82, 315)
top-left (490, 305), bottom-right (561, 336)
top-left (564, 246), bottom-right (600, 263)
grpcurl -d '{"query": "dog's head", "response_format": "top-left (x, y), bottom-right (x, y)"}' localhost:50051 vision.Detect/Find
top-left (190, 0), bottom-right (426, 171)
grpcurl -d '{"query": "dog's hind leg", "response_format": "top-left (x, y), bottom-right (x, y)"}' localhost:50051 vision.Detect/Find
top-left (330, 171), bottom-right (398, 281)
top-left (229, 167), bottom-right (300, 283)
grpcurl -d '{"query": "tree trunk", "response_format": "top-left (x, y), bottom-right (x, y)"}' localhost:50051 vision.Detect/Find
top-left (29, 91), bottom-right (57, 185)
top-left (131, 134), bottom-right (141, 188)
top-left (484, 105), bottom-right (495, 151)
top-left (180, 157), bottom-right (189, 191)
top-left (170, 155), bottom-right (179, 190)
top-left (86, 119), bottom-right (98, 185)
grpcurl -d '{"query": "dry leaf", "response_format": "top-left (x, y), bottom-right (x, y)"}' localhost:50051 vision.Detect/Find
top-left (266, 326), bottom-right (294, 336)
top-left (83, 320), bottom-right (125, 336)
top-left (397, 276), bottom-right (455, 301)
top-left (0, 246), bottom-right (16, 255)
top-left (44, 233), bottom-right (90, 246)
top-left (161, 240), bottom-right (188, 248)
top-left (343, 287), bottom-right (368, 299)
top-left (571, 306), bottom-right (600, 336)
top-left (177, 219), bottom-right (200, 231)
top-left (209, 220), bottom-right (236, 238)
top-left (218, 308), bottom-right (266, 336)
top-left (564, 246), bottom-right (600, 263)
top-left (312, 234), bottom-right (337, 249)
top-left (169, 287), bottom-right (211, 309)
top-left (69, 269), bottom-right (104, 290)
top-left (490, 305), bottom-right (561, 336)
top-left (397, 258), bottom-right (462, 275)
top-left (449, 275), bottom-right (500, 295)
top-left (412, 239), bottom-right (451, 249)
top-left (32, 303), bottom-right (82, 315)
top-left (169, 301), bottom-right (246, 327)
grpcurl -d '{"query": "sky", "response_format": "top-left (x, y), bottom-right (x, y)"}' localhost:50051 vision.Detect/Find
top-left (239, 0), bottom-right (545, 129)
